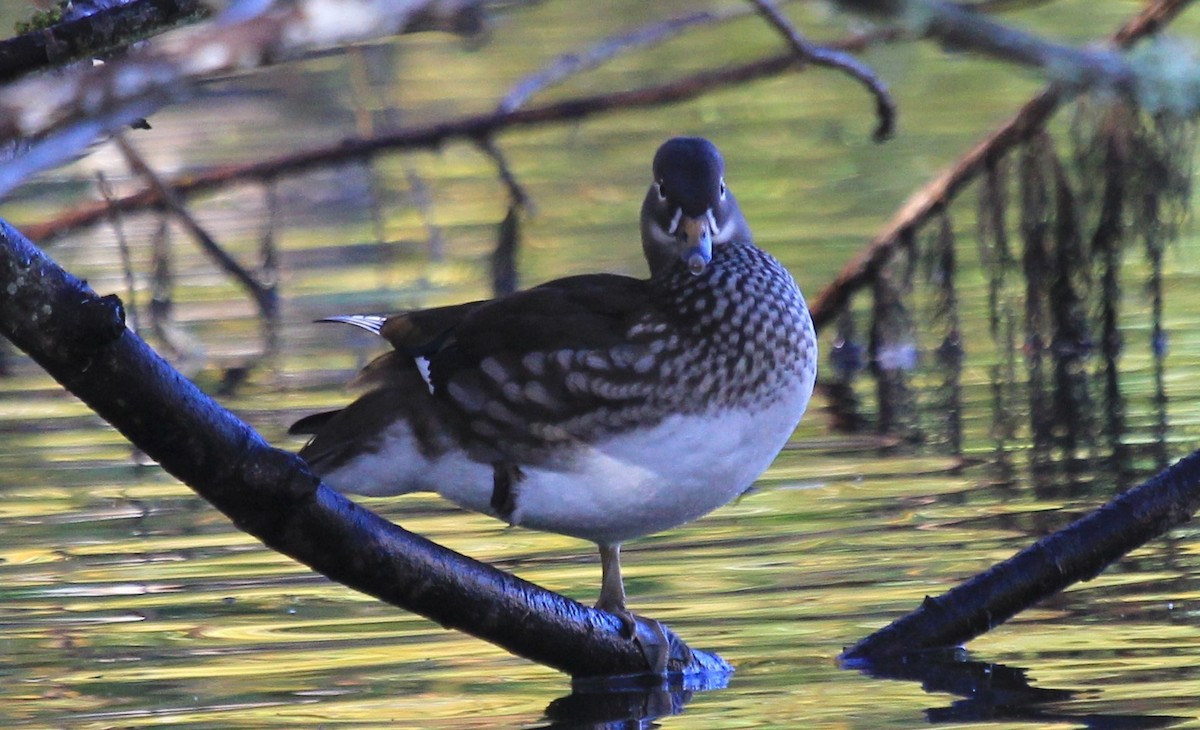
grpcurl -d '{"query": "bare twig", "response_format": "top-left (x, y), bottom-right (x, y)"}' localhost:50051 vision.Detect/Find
top-left (473, 137), bottom-right (527, 295)
top-left (749, 0), bottom-right (896, 141)
top-left (492, 202), bottom-right (521, 296)
top-left (148, 214), bottom-right (174, 350)
top-left (346, 45), bottom-right (396, 265)
top-left (1111, 0), bottom-right (1193, 46)
top-left (259, 180), bottom-right (281, 360)
top-left (0, 98), bottom-right (162, 202)
top-left (96, 171), bottom-right (139, 333)
top-left (346, 43), bottom-right (448, 266)
top-left (499, 10), bottom-right (723, 113)
top-left (259, 181), bottom-right (280, 292)
top-left (808, 0), bottom-right (1194, 331)
top-left (964, 0), bottom-right (1066, 11)
top-left (145, 212), bottom-right (206, 370)
top-left (114, 135), bottom-right (277, 319)
top-left (477, 136), bottom-right (531, 210)
top-left (926, 1), bottom-right (1133, 90)
top-left (502, 4), bottom-right (862, 114)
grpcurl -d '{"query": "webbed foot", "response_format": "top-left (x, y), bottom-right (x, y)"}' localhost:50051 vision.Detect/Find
top-left (595, 543), bottom-right (678, 674)
top-left (598, 604), bottom-right (672, 674)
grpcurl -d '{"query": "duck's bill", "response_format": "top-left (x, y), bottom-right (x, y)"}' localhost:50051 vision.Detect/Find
top-left (679, 215), bottom-right (713, 275)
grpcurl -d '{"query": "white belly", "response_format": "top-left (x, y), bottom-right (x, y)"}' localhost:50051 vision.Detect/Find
top-left (321, 378), bottom-right (812, 546)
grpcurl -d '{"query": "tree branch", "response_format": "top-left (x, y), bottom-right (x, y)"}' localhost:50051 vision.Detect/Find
top-left (0, 218), bottom-right (730, 682)
top-left (749, 0), bottom-right (896, 141)
top-left (842, 446), bottom-right (1200, 661)
top-left (0, 0), bottom-right (486, 199)
top-left (835, 0), bottom-right (1135, 94)
top-left (498, 10), bottom-right (724, 113)
top-left (808, 0), bottom-right (1194, 332)
top-left (20, 19), bottom-right (912, 246)
top-left (0, 0), bottom-right (208, 84)
top-left (114, 134), bottom-right (277, 319)
top-left (19, 51), bottom-right (803, 243)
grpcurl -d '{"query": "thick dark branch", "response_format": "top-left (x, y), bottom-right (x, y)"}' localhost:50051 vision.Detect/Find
top-left (749, 0), bottom-right (895, 141)
top-left (808, 0), bottom-right (1193, 332)
top-left (842, 447), bottom-right (1200, 661)
top-left (0, 0), bottom-right (208, 83)
top-left (0, 219), bottom-right (729, 681)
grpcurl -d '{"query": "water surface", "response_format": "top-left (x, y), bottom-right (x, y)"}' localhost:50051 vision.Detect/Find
top-left (4, 1), bottom-right (1200, 727)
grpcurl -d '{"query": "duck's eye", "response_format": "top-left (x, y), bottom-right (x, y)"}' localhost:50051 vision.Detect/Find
top-left (719, 180), bottom-right (727, 201)
top-left (655, 181), bottom-right (668, 201)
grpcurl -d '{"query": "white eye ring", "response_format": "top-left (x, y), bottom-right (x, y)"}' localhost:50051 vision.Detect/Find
top-left (655, 181), bottom-right (667, 202)
top-left (719, 179), bottom-right (727, 201)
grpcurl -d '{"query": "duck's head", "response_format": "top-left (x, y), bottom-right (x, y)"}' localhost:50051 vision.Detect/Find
top-left (640, 137), bottom-right (751, 277)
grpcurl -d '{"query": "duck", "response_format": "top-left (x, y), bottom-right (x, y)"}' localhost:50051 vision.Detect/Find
top-left (291, 136), bottom-right (817, 665)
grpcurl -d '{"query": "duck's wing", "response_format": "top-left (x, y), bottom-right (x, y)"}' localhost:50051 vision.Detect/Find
top-left (288, 300), bottom-right (487, 469)
top-left (422, 273), bottom-right (660, 462)
top-left (294, 273), bottom-right (658, 465)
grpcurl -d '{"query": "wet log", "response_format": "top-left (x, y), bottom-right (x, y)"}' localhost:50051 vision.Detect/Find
top-left (0, 218), bottom-right (729, 683)
top-left (842, 447), bottom-right (1200, 661)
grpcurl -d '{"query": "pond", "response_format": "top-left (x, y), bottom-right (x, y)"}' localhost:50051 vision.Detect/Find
top-left (3, 0), bottom-right (1200, 727)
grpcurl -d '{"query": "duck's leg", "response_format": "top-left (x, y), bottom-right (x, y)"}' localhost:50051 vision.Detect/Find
top-left (596, 543), bottom-right (669, 674)
top-left (596, 543), bottom-right (628, 616)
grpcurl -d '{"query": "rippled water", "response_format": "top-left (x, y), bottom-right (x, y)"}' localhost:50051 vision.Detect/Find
top-left (4, 1), bottom-right (1200, 727)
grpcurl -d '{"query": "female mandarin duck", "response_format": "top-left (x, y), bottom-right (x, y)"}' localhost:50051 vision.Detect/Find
top-left (292, 137), bottom-right (817, 658)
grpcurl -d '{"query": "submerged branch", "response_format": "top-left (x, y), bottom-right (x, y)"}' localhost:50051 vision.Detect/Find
top-left (842, 447), bottom-right (1200, 660)
top-left (0, 219), bottom-right (728, 682)
top-left (808, 0), bottom-right (1193, 332)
